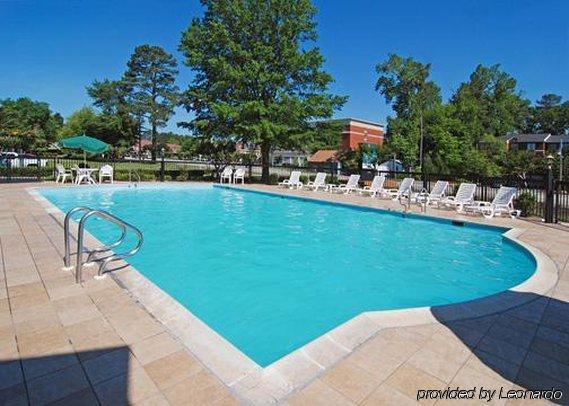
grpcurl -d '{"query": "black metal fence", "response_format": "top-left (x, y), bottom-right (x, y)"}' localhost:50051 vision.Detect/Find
top-left (2, 155), bottom-right (568, 223)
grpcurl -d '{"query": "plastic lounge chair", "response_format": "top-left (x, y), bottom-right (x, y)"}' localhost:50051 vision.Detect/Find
top-left (387, 177), bottom-right (414, 200)
top-left (55, 164), bottom-right (73, 184)
top-left (464, 186), bottom-right (519, 218)
top-left (305, 172), bottom-right (327, 191)
top-left (99, 165), bottom-right (114, 184)
top-left (233, 168), bottom-right (246, 184)
top-left (330, 174), bottom-right (360, 194)
top-left (278, 171), bottom-right (303, 189)
top-left (358, 175), bottom-right (386, 198)
top-left (220, 167), bottom-right (233, 184)
top-left (414, 180), bottom-right (449, 205)
top-left (440, 183), bottom-right (476, 211)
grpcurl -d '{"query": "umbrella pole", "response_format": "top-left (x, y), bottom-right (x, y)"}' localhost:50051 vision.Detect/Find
top-left (84, 151), bottom-right (86, 168)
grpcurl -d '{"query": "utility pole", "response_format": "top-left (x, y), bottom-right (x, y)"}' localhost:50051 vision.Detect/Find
top-left (419, 111), bottom-right (424, 171)
top-left (560, 139), bottom-right (564, 181)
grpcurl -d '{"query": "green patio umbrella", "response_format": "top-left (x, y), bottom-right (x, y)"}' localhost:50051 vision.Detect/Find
top-left (58, 134), bottom-right (109, 166)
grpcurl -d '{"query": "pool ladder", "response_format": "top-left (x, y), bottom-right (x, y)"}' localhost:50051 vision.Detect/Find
top-left (63, 207), bottom-right (143, 283)
top-left (129, 170), bottom-right (141, 187)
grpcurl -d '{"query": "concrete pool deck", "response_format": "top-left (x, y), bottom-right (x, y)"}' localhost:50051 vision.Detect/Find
top-left (1, 181), bottom-right (569, 405)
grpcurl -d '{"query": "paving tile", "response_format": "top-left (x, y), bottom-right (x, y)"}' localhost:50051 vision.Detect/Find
top-left (288, 379), bottom-right (354, 406)
top-left (112, 317), bottom-right (164, 345)
top-left (530, 335), bottom-right (569, 365)
top-left (523, 351), bottom-right (569, 384)
top-left (476, 335), bottom-right (528, 366)
top-left (17, 326), bottom-right (71, 357)
top-left (22, 348), bottom-right (79, 381)
top-left (48, 388), bottom-right (99, 406)
top-left (360, 383), bottom-right (418, 406)
top-left (133, 393), bottom-right (170, 406)
top-left (407, 347), bottom-right (465, 383)
top-left (143, 350), bottom-right (203, 391)
top-left (8, 291), bottom-right (50, 310)
top-left (162, 370), bottom-right (227, 405)
top-left (0, 383), bottom-right (28, 406)
top-left (130, 331), bottom-right (182, 365)
top-left (0, 360), bottom-right (23, 391)
top-left (27, 363), bottom-right (90, 405)
top-left (93, 366), bottom-right (160, 406)
top-left (384, 364), bottom-right (446, 405)
top-left (83, 347), bottom-right (137, 385)
top-left (485, 324), bottom-right (535, 349)
top-left (321, 359), bottom-right (381, 403)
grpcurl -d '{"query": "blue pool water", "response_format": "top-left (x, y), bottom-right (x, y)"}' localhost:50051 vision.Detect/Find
top-left (40, 185), bottom-right (535, 366)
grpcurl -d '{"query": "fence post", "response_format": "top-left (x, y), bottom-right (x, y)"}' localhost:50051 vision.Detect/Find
top-left (6, 158), bottom-right (12, 183)
top-left (37, 153), bottom-right (42, 181)
top-left (544, 164), bottom-right (555, 223)
top-left (160, 150), bottom-right (165, 182)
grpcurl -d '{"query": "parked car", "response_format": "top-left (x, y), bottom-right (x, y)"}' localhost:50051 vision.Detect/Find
top-left (0, 152), bottom-right (48, 168)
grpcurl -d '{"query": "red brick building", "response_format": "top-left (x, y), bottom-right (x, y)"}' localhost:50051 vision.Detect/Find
top-left (308, 118), bottom-right (385, 167)
top-left (340, 118), bottom-right (385, 151)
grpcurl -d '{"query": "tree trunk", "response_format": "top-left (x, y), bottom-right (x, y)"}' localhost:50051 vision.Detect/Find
top-left (151, 122), bottom-right (157, 161)
top-left (261, 142), bottom-right (271, 184)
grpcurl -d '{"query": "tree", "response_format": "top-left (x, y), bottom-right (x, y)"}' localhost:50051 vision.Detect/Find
top-left (123, 45), bottom-right (179, 160)
top-left (58, 107), bottom-right (128, 149)
top-left (0, 98), bottom-right (63, 151)
top-left (180, 0), bottom-right (346, 182)
top-left (375, 54), bottom-right (441, 169)
top-left (449, 64), bottom-right (530, 144)
top-left (526, 94), bottom-right (569, 134)
top-left (87, 79), bottom-right (138, 146)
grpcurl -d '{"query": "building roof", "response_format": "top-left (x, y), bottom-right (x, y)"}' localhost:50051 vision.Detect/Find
top-left (320, 117), bottom-right (385, 128)
top-left (508, 133), bottom-right (551, 143)
top-left (308, 149), bottom-right (339, 163)
top-left (547, 135), bottom-right (569, 143)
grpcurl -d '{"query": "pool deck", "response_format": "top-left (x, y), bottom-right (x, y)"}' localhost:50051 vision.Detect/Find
top-left (1, 181), bottom-right (569, 405)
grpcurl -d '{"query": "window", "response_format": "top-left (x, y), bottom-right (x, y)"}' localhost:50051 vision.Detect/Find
top-left (526, 143), bottom-right (536, 151)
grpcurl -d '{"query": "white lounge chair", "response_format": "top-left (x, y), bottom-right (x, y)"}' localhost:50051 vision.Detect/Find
top-left (305, 172), bottom-right (327, 191)
top-left (387, 177), bottom-right (414, 200)
top-left (358, 175), bottom-right (386, 198)
top-left (278, 171), bottom-right (303, 189)
top-left (55, 164), bottom-right (73, 184)
top-left (233, 168), bottom-right (245, 184)
top-left (220, 167), bottom-right (233, 183)
top-left (414, 180), bottom-right (449, 205)
top-left (464, 186), bottom-right (519, 218)
top-left (440, 183), bottom-right (477, 211)
top-left (330, 174), bottom-right (360, 194)
top-left (99, 165), bottom-right (114, 184)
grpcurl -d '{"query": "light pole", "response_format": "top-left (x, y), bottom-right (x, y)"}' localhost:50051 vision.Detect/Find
top-left (545, 154), bottom-right (555, 223)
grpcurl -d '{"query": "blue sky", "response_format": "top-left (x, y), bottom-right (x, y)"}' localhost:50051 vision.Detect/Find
top-left (1, 0), bottom-right (567, 133)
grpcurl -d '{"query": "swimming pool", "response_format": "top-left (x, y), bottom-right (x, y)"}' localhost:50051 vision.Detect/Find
top-left (40, 185), bottom-right (535, 366)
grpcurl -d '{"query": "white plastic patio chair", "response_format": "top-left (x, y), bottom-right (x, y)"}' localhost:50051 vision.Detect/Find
top-left (99, 165), bottom-right (114, 184)
top-left (358, 175), bottom-right (386, 198)
top-left (278, 171), bottom-right (303, 189)
top-left (220, 167), bottom-right (233, 184)
top-left (305, 172), bottom-right (327, 191)
top-left (387, 177), bottom-right (414, 200)
top-left (464, 186), bottom-right (519, 218)
top-left (440, 183), bottom-right (477, 212)
top-left (414, 180), bottom-right (449, 205)
top-left (330, 174), bottom-right (360, 194)
top-left (233, 168), bottom-right (246, 184)
top-left (55, 164), bottom-right (73, 184)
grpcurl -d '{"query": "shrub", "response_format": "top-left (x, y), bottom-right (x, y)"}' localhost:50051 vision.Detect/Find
top-left (268, 173), bottom-right (280, 185)
top-left (515, 192), bottom-right (536, 217)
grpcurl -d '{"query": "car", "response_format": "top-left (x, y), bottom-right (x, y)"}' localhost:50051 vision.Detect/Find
top-left (0, 152), bottom-right (47, 168)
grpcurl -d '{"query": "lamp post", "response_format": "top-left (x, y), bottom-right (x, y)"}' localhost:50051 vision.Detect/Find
top-left (160, 147), bottom-right (165, 182)
top-left (545, 154), bottom-right (555, 223)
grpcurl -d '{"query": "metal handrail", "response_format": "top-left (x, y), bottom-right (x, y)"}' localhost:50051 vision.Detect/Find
top-left (129, 170), bottom-right (141, 187)
top-left (63, 207), bottom-right (143, 283)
